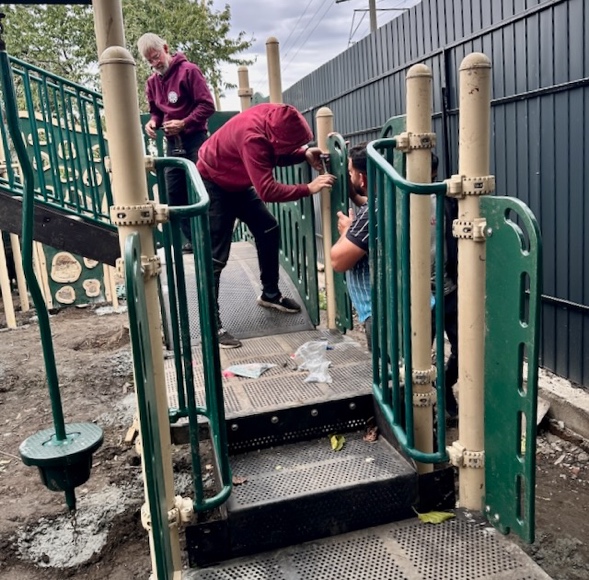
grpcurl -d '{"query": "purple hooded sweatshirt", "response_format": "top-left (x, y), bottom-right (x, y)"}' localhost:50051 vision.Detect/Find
top-left (146, 52), bottom-right (215, 135)
top-left (197, 104), bottom-right (313, 203)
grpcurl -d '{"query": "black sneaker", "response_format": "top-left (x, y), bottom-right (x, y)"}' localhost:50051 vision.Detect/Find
top-left (182, 242), bottom-right (193, 254)
top-left (257, 293), bottom-right (301, 313)
top-left (218, 329), bottom-right (242, 349)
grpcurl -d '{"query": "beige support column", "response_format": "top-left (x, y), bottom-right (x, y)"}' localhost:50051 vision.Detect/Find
top-left (213, 87), bottom-right (222, 111)
top-left (266, 37), bottom-right (283, 104)
top-left (454, 53), bottom-right (492, 510)
top-left (405, 64), bottom-right (434, 474)
top-left (10, 233), bottom-right (29, 312)
top-left (93, 1), bottom-right (182, 576)
top-left (316, 107), bottom-right (336, 330)
top-left (0, 232), bottom-right (16, 328)
top-left (237, 66), bottom-right (253, 112)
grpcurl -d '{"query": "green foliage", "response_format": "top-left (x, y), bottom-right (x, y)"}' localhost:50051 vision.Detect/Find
top-left (2, 1), bottom-right (254, 110)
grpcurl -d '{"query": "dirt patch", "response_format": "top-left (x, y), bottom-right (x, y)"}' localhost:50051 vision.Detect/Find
top-left (0, 302), bottom-right (588, 578)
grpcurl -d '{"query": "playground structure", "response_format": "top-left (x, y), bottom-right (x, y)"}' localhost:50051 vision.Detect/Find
top-left (0, 2), bottom-right (547, 579)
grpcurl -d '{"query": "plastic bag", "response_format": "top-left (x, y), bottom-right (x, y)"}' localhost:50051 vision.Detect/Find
top-left (293, 340), bottom-right (332, 383)
top-left (223, 363), bottom-right (276, 379)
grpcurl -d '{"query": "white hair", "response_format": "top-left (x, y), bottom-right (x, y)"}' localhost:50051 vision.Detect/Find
top-left (137, 33), bottom-right (166, 58)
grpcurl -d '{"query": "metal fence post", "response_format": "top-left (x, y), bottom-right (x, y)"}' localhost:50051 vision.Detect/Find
top-left (92, 0), bottom-right (182, 575)
top-left (453, 53), bottom-right (492, 510)
top-left (316, 107), bottom-right (336, 330)
top-left (266, 37), bottom-right (283, 104)
top-left (406, 64), bottom-right (435, 473)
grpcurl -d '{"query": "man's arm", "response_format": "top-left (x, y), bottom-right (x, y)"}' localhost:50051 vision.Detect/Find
top-left (181, 65), bottom-right (216, 132)
top-left (330, 208), bottom-right (367, 272)
top-left (331, 236), bottom-right (366, 272)
top-left (145, 80), bottom-right (162, 138)
top-left (243, 137), bottom-right (335, 202)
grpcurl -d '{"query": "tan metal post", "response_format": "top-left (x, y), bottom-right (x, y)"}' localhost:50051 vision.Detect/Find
top-left (237, 66), bottom-right (253, 112)
top-left (10, 233), bottom-right (29, 312)
top-left (0, 232), bottom-right (16, 328)
top-left (451, 53), bottom-right (492, 510)
top-left (266, 37), bottom-right (283, 104)
top-left (92, 1), bottom-right (182, 576)
top-left (213, 87), bottom-right (222, 111)
top-left (316, 107), bottom-right (337, 330)
top-left (405, 64), bottom-right (434, 474)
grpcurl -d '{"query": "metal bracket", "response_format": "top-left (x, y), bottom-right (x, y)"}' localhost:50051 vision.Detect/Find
top-left (394, 131), bottom-right (437, 152)
top-left (412, 389), bottom-right (437, 407)
top-left (110, 202), bottom-right (169, 227)
top-left (412, 365), bottom-right (437, 385)
top-left (447, 441), bottom-right (485, 468)
top-left (445, 174), bottom-right (495, 198)
top-left (238, 87), bottom-right (254, 98)
top-left (141, 500), bottom-right (187, 532)
top-left (141, 255), bottom-right (161, 278)
top-left (452, 218), bottom-right (487, 242)
top-left (115, 254), bottom-right (161, 280)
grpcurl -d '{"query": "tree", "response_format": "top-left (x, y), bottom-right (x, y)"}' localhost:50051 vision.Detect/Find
top-left (2, 1), bottom-right (253, 109)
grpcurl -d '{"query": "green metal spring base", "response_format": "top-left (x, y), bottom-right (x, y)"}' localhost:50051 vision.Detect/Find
top-left (19, 423), bottom-right (104, 511)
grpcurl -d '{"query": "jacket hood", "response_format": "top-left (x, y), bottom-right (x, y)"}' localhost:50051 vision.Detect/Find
top-left (163, 52), bottom-right (188, 76)
top-left (266, 105), bottom-right (313, 155)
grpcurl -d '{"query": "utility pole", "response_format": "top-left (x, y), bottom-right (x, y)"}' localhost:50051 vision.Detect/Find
top-left (368, 0), bottom-right (377, 32)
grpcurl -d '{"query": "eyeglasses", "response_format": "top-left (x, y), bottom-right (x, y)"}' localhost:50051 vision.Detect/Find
top-left (145, 50), bottom-right (163, 65)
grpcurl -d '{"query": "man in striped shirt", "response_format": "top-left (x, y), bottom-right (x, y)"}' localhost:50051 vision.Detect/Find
top-left (330, 143), bottom-right (372, 351)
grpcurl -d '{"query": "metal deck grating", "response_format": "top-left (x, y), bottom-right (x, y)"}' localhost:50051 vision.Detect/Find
top-left (164, 330), bottom-right (373, 418)
top-left (228, 432), bottom-right (409, 506)
top-left (160, 241), bottom-right (314, 344)
top-left (183, 512), bottom-right (551, 580)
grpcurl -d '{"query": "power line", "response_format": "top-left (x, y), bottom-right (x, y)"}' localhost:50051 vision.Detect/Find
top-left (282, 0), bottom-right (337, 73)
top-left (281, 0), bottom-right (317, 55)
top-left (282, 0), bottom-right (331, 63)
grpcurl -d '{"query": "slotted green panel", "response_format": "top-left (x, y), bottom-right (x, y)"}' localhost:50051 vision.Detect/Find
top-left (326, 132), bottom-right (352, 332)
top-left (482, 196), bottom-right (542, 544)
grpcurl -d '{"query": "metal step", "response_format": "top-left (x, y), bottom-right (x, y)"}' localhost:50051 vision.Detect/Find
top-left (183, 510), bottom-right (550, 579)
top-left (186, 431), bottom-right (417, 566)
top-left (166, 329), bottom-right (376, 452)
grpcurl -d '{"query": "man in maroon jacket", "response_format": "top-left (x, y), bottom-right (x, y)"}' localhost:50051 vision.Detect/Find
top-left (138, 33), bottom-right (215, 251)
top-left (197, 103), bottom-right (336, 348)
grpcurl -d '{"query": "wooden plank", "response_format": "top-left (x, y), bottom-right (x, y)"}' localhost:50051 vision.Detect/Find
top-left (0, 189), bottom-right (119, 266)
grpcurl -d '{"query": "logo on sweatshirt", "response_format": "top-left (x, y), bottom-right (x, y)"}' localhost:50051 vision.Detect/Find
top-left (168, 91), bottom-right (179, 104)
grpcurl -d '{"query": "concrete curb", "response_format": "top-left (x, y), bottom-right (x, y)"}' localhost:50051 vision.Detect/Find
top-left (538, 367), bottom-right (589, 441)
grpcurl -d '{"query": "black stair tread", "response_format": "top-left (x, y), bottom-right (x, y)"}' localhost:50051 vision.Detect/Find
top-left (228, 431), bottom-right (415, 509)
top-left (184, 511), bottom-right (550, 579)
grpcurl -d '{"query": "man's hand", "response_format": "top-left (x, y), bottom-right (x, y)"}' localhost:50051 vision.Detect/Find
top-left (305, 147), bottom-right (327, 172)
top-left (337, 209), bottom-right (354, 236)
top-left (145, 119), bottom-right (158, 139)
top-left (162, 119), bottom-right (185, 136)
top-left (308, 173), bottom-right (336, 194)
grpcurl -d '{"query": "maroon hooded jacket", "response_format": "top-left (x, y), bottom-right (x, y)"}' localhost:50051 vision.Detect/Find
top-left (196, 104), bottom-right (313, 203)
top-left (146, 52), bottom-right (215, 135)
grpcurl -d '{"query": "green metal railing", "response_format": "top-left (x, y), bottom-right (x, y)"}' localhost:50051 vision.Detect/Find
top-left (367, 138), bottom-right (448, 463)
top-left (151, 157), bottom-right (232, 512)
top-left (0, 55), bottom-right (112, 226)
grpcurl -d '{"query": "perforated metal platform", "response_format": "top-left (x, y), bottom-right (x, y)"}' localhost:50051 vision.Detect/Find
top-left (164, 329), bottom-right (371, 419)
top-left (160, 241), bottom-right (314, 343)
top-left (184, 511), bottom-right (550, 580)
top-left (186, 431), bottom-right (417, 564)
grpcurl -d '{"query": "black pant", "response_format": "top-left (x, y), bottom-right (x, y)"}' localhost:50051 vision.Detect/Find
top-left (203, 179), bottom-right (280, 327)
top-left (164, 131), bottom-right (207, 242)
top-left (364, 316), bottom-right (372, 352)
top-left (432, 288), bottom-right (459, 415)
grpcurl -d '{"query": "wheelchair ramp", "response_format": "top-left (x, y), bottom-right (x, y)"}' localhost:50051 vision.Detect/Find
top-left (162, 241), bottom-right (313, 343)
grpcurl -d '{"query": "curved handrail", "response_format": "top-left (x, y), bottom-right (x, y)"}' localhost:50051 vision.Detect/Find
top-left (149, 155), bottom-right (232, 512)
top-left (367, 137), bottom-right (449, 463)
top-left (0, 39), bottom-right (67, 441)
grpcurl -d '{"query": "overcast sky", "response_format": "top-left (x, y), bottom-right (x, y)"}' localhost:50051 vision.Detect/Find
top-left (211, 0), bottom-right (420, 111)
